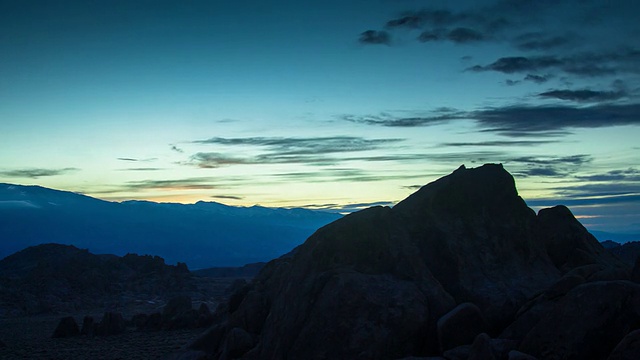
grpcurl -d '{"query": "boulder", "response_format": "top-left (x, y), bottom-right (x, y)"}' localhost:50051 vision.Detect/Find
top-left (468, 333), bottom-right (495, 360)
top-left (52, 316), bottom-right (79, 338)
top-left (437, 303), bottom-right (488, 351)
top-left (608, 329), bottom-right (640, 360)
top-left (519, 281), bottom-right (640, 359)
top-left (80, 315), bottom-right (95, 336)
top-left (144, 312), bottom-right (163, 331)
top-left (163, 296), bottom-right (193, 322)
top-left (95, 312), bottom-right (126, 336)
top-left (508, 350), bottom-right (538, 360)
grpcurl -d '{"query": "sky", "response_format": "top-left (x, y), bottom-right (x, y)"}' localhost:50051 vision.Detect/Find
top-left (1, 0), bottom-right (639, 234)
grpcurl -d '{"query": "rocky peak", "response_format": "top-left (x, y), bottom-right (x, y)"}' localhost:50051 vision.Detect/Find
top-left (183, 164), bottom-right (629, 360)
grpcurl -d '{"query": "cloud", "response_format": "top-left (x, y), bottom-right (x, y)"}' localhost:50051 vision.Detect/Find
top-left (117, 157), bottom-right (157, 162)
top-left (524, 74), bottom-right (551, 84)
top-left (302, 201), bottom-right (396, 213)
top-left (537, 89), bottom-right (627, 102)
top-left (447, 27), bottom-right (484, 43)
top-left (344, 103), bottom-right (640, 136)
top-left (467, 56), bottom-right (562, 74)
top-left (505, 154), bottom-right (592, 178)
top-left (471, 103), bottom-right (640, 136)
top-left (513, 32), bottom-right (572, 51)
top-left (438, 140), bottom-right (557, 147)
top-left (190, 153), bottom-right (250, 168)
top-left (170, 145), bottom-right (184, 153)
top-left (343, 109), bottom-right (466, 127)
top-left (119, 168), bottom-right (164, 171)
top-left (577, 168), bottom-right (640, 182)
top-left (189, 136), bottom-right (405, 168)
top-left (211, 195), bottom-right (244, 200)
top-left (120, 178), bottom-right (221, 191)
top-left (468, 49), bottom-right (640, 77)
top-left (359, 30), bottom-right (391, 45)
top-left (0, 167), bottom-right (79, 179)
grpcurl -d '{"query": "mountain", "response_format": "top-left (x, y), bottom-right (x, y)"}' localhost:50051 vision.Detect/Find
top-left (179, 164), bottom-right (633, 360)
top-left (0, 243), bottom-right (191, 316)
top-left (602, 240), bottom-right (640, 266)
top-left (0, 184), bottom-right (341, 268)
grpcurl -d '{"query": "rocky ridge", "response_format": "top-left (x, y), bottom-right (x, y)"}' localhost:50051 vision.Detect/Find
top-left (179, 164), bottom-right (633, 360)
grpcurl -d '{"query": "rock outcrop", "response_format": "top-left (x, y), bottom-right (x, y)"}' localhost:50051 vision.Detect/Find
top-left (180, 164), bottom-right (630, 359)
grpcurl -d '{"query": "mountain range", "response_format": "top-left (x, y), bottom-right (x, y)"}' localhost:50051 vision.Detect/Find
top-left (0, 184), bottom-right (341, 269)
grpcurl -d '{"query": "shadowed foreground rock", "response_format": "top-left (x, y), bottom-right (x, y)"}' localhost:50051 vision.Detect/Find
top-left (177, 164), bottom-right (629, 360)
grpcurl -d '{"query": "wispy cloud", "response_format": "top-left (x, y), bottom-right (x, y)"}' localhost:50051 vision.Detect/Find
top-left (117, 157), bottom-right (157, 162)
top-left (0, 167), bottom-right (79, 179)
top-left (345, 103), bottom-right (640, 137)
top-left (359, 30), bottom-right (391, 45)
top-left (211, 195), bottom-right (244, 200)
top-left (119, 167), bottom-right (164, 171)
top-left (467, 49), bottom-right (640, 77)
top-left (438, 140), bottom-right (557, 147)
top-left (189, 136), bottom-right (405, 168)
top-left (537, 89), bottom-right (627, 102)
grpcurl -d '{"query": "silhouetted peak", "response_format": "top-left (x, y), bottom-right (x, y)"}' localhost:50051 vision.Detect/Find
top-left (393, 163), bottom-right (521, 218)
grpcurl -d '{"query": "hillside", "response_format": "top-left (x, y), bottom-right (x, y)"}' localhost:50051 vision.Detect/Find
top-left (179, 164), bottom-right (635, 360)
top-left (0, 184), bottom-right (341, 268)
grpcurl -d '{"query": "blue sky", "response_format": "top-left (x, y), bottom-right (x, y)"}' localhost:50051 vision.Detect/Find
top-left (1, 0), bottom-right (639, 234)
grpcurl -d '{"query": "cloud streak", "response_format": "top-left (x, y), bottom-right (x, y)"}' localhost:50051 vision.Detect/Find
top-left (0, 168), bottom-right (79, 179)
top-left (345, 103), bottom-right (640, 137)
top-left (190, 136), bottom-right (405, 168)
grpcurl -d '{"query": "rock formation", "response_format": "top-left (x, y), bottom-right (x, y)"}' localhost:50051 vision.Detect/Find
top-left (177, 164), bottom-right (630, 359)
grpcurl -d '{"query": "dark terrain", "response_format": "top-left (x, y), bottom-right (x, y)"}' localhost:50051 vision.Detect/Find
top-left (2, 164), bottom-right (640, 359)
top-left (176, 164), bottom-right (639, 360)
top-left (0, 244), bottom-right (255, 359)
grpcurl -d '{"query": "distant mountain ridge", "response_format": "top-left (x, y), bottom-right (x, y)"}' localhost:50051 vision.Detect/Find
top-left (0, 183), bottom-right (342, 268)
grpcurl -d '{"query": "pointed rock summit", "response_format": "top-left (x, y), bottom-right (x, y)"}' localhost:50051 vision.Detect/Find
top-left (181, 164), bottom-right (630, 360)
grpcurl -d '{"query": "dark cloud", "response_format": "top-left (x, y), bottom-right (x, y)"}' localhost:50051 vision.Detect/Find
top-left (417, 30), bottom-right (442, 42)
top-left (194, 136), bottom-right (402, 156)
top-left (527, 194), bottom-right (640, 208)
top-left (506, 154), bottom-right (592, 178)
top-left (505, 79), bottom-right (520, 86)
top-left (0, 167), bottom-right (79, 179)
top-left (345, 103), bottom-right (640, 137)
top-left (343, 109), bottom-right (466, 127)
top-left (468, 56), bottom-right (562, 74)
top-left (211, 195), bottom-right (244, 200)
top-left (190, 153), bottom-right (251, 168)
top-left (190, 136), bottom-right (405, 168)
top-left (524, 74), bottom-right (551, 84)
top-left (117, 157), bottom-right (157, 162)
top-left (170, 145), bottom-right (184, 153)
top-left (359, 30), bottom-right (391, 45)
top-left (537, 89), bottom-right (627, 102)
top-left (509, 155), bottom-right (592, 166)
top-left (469, 49), bottom-right (640, 77)
top-left (577, 168), bottom-right (640, 182)
top-left (439, 140), bottom-right (557, 147)
top-left (472, 103), bottom-right (640, 136)
top-left (385, 10), bottom-right (462, 29)
top-left (120, 178), bottom-right (221, 191)
top-left (119, 168), bottom-right (163, 171)
top-left (513, 32), bottom-right (572, 51)
top-left (447, 27), bottom-right (484, 43)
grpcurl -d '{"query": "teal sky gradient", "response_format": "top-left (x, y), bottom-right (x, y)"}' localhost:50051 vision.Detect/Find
top-left (1, 0), bottom-right (639, 234)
